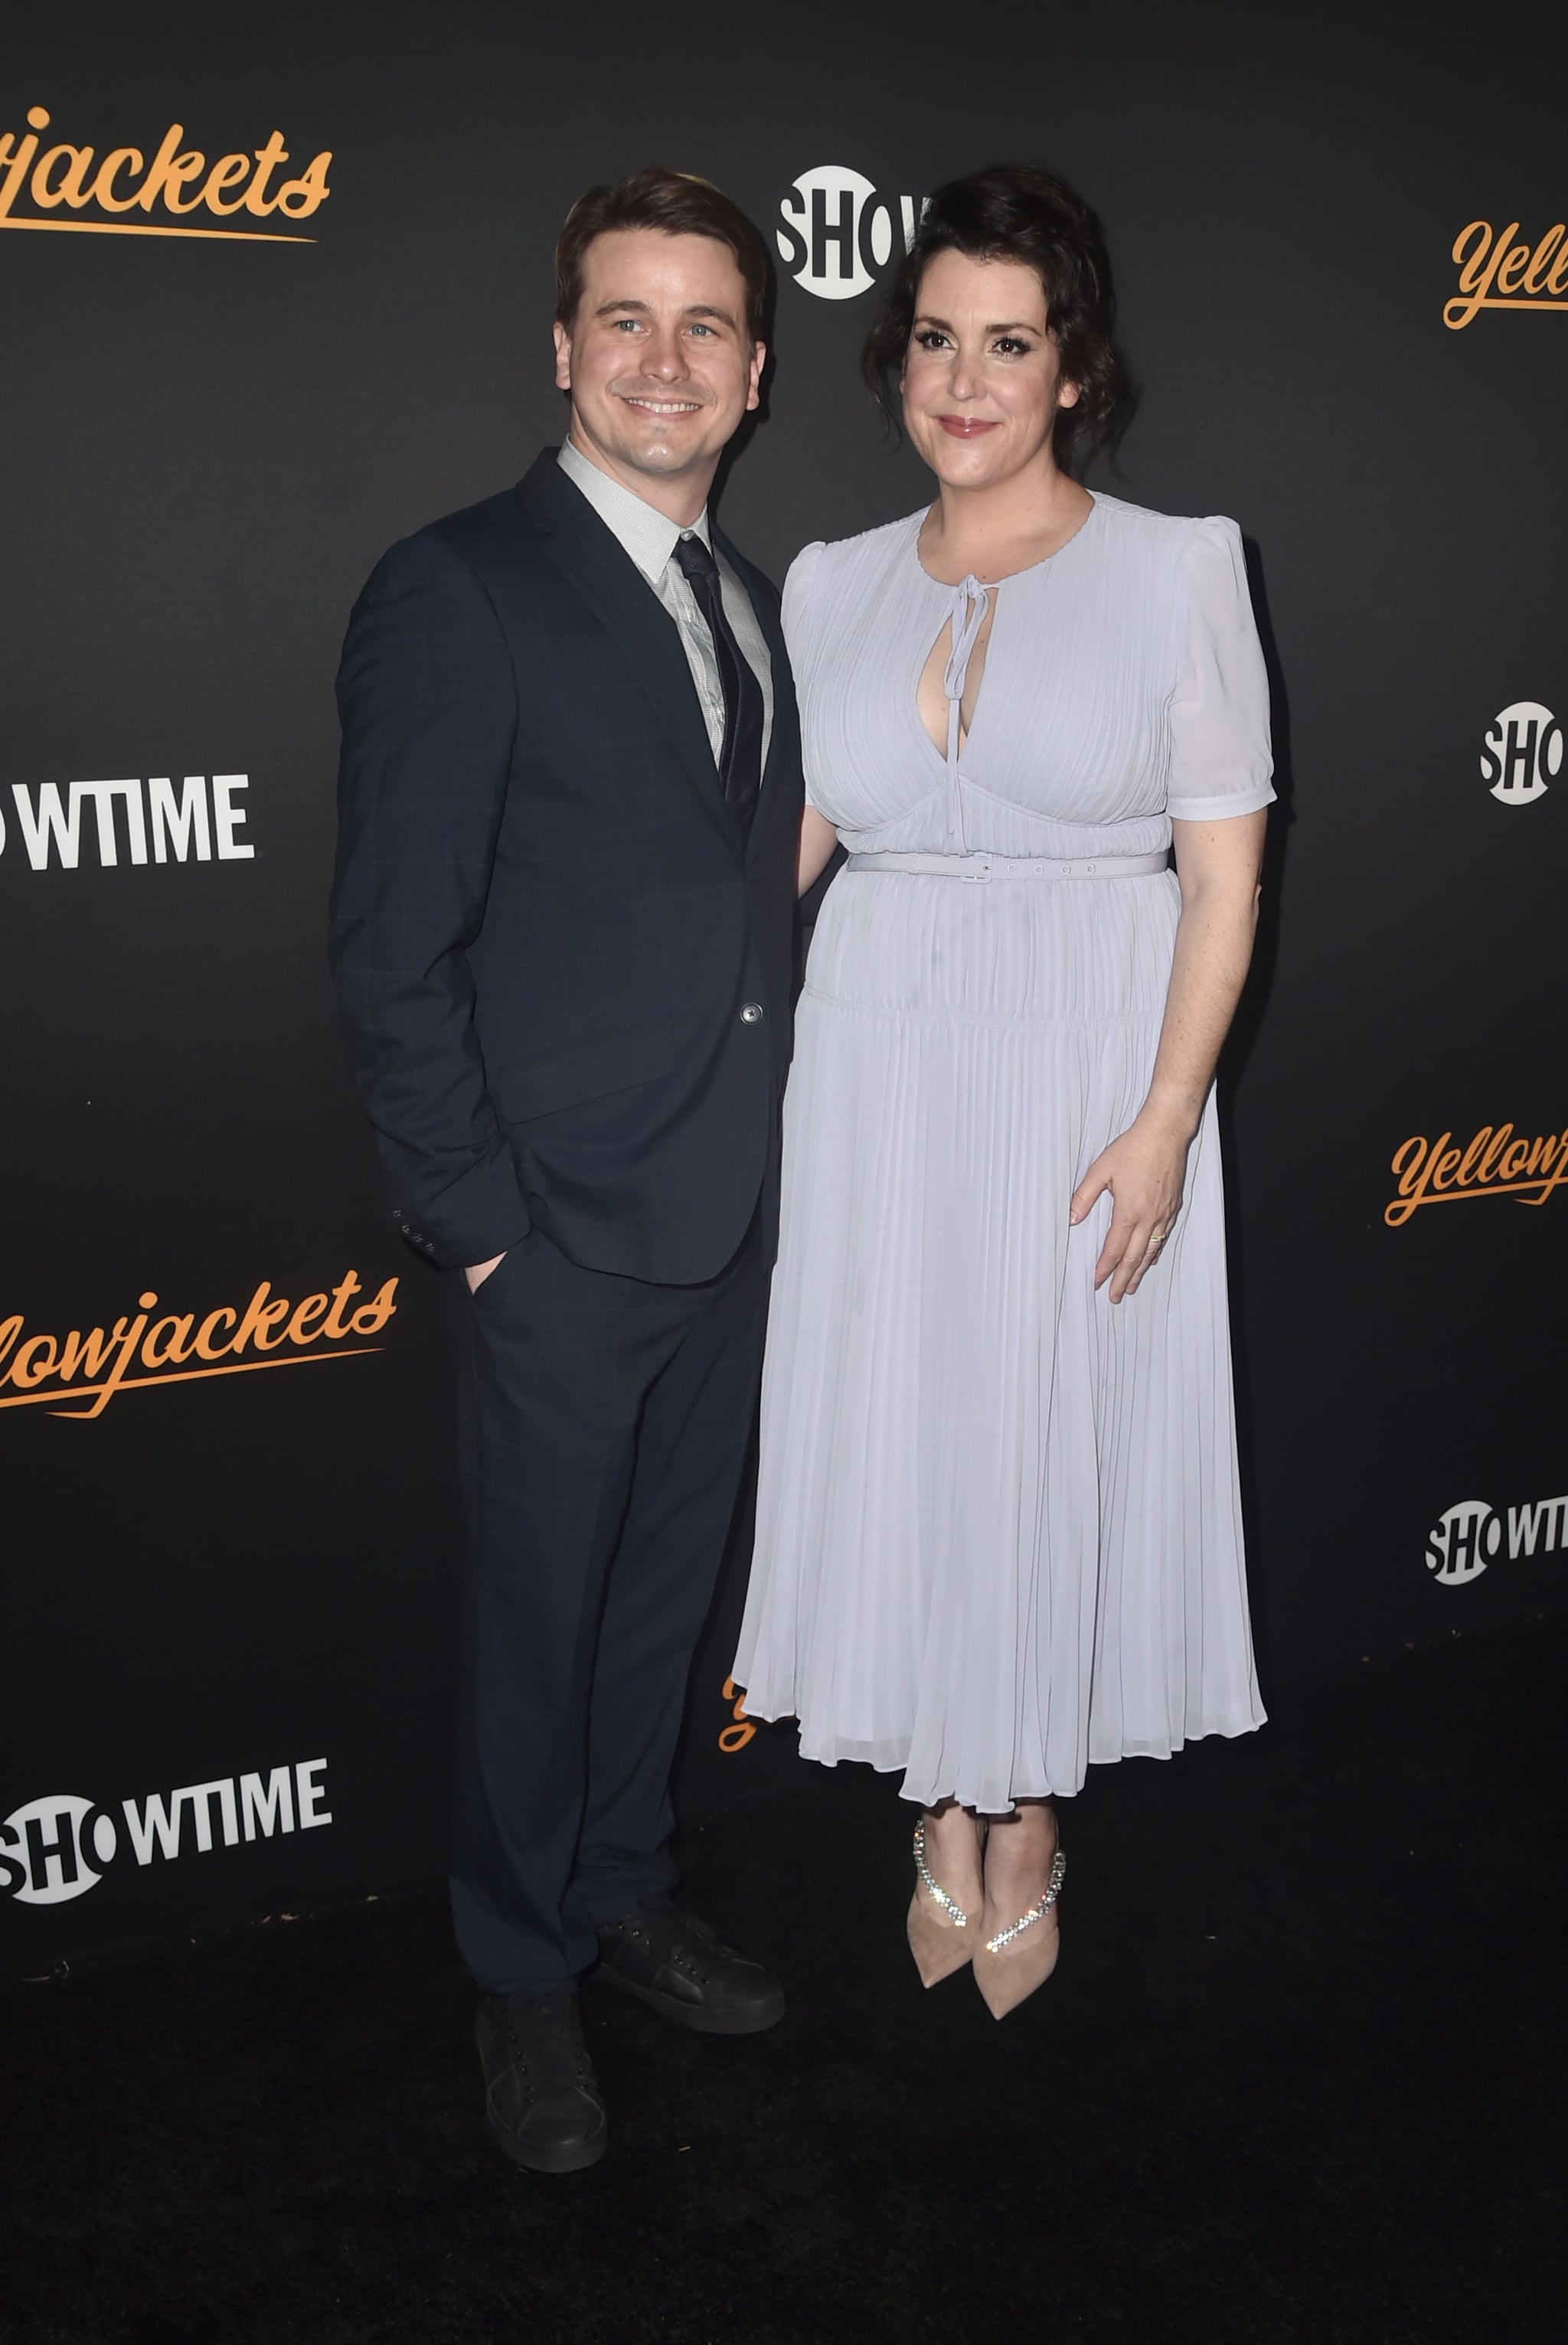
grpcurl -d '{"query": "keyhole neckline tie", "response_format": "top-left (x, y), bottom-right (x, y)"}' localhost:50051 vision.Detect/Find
top-left (939, 573), bottom-right (994, 847)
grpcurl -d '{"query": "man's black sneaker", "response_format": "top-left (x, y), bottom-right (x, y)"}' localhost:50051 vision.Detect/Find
top-left (475, 1980), bottom-right (607, 2173)
top-left (595, 1899), bottom-right (786, 2034)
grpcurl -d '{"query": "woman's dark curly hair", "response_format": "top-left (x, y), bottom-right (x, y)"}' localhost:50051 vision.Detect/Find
top-left (863, 163), bottom-right (1135, 474)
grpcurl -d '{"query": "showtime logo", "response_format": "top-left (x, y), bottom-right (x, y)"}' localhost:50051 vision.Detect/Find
top-left (1425, 1492), bottom-right (1568, 1586)
top-left (1, 1759), bottom-right (332, 1906)
top-left (777, 166), bottom-right (926, 300)
top-left (0, 774), bottom-right (254, 869)
top-left (1481, 703), bottom-right (1560, 806)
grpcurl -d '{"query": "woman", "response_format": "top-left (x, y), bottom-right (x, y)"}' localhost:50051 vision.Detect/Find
top-left (734, 164), bottom-right (1274, 2018)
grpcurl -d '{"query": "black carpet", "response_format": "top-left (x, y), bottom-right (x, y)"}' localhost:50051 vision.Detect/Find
top-left (5, 1623), bottom-right (1564, 2345)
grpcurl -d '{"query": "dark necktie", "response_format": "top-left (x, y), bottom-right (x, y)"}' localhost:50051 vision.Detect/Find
top-left (672, 531), bottom-right (763, 834)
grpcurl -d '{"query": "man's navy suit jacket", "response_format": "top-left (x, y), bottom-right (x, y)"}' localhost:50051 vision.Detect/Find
top-left (328, 449), bottom-right (805, 1285)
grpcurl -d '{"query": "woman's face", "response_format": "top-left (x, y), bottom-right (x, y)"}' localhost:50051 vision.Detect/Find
top-left (901, 247), bottom-right (1079, 492)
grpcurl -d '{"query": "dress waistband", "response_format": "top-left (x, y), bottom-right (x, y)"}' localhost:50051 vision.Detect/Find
top-left (844, 849), bottom-right (1171, 882)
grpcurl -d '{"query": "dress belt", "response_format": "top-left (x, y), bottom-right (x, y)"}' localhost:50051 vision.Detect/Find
top-left (844, 849), bottom-right (1171, 882)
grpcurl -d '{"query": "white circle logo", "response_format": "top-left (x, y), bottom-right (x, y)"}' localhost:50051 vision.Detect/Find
top-left (1, 1793), bottom-right (116, 1903)
top-left (777, 166), bottom-right (916, 301)
top-left (1481, 701), bottom-right (1560, 805)
top-left (1425, 1499), bottom-right (1500, 1586)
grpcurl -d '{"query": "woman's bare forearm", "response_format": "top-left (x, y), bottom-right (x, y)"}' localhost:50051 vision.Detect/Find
top-left (1141, 813), bottom-right (1267, 1139)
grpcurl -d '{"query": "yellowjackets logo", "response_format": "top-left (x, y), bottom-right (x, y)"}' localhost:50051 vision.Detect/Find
top-left (1386, 1120), bottom-right (1568, 1226)
top-left (0, 106), bottom-right (330, 243)
top-left (0, 1269), bottom-right (396, 1419)
top-left (1445, 219), bottom-right (1568, 327)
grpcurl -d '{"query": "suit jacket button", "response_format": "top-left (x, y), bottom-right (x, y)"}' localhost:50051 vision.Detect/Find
top-left (740, 1002), bottom-right (764, 1024)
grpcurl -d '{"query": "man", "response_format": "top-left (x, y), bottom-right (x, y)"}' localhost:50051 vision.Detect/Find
top-left (329, 168), bottom-right (801, 2173)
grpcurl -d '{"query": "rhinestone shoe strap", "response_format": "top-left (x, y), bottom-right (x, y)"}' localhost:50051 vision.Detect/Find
top-left (984, 1849), bottom-right (1067, 1954)
top-left (912, 1818), bottom-right (969, 1929)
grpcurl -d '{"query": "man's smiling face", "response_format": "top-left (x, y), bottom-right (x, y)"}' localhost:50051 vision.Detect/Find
top-left (554, 227), bottom-right (763, 502)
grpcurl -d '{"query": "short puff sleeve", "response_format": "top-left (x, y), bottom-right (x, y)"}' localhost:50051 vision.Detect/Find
top-left (1166, 518), bottom-right (1276, 821)
top-left (782, 540), bottom-right (827, 809)
top-left (782, 538), bottom-right (825, 648)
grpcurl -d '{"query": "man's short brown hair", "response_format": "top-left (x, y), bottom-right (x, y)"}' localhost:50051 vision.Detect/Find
top-left (555, 166), bottom-right (769, 345)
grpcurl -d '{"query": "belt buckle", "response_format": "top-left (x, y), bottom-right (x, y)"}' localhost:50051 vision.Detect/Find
top-left (961, 855), bottom-right (991, 883)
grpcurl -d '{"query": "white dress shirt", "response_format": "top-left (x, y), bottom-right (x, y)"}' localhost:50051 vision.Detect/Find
top-left (557, 439), bottom-right (773, 778)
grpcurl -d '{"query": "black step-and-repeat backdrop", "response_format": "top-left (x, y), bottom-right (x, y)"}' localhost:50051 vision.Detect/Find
top-left (4, 0), bottom-right (1564, 1968)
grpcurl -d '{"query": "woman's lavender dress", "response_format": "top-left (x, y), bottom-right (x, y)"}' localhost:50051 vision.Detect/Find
top-left (735, 498), bottom-right (1276, 1811)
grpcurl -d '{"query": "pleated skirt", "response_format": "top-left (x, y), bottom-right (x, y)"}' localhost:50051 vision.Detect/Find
top-left (733, 863), bottom-right (1265, 1812)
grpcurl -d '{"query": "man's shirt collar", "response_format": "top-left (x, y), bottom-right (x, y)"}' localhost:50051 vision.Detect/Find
top-left (557, 438), bottom-right (712, 583)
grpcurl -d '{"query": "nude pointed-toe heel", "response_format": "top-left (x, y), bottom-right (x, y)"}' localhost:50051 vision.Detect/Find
top-left (972, 1847), bottom-right (1067, 2020)
top-left (906, 1817), bottom-right (979, 1988)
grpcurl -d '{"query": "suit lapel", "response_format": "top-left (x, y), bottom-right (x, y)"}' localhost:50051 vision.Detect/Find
top-left (518, 456), bottom-right (739, 848)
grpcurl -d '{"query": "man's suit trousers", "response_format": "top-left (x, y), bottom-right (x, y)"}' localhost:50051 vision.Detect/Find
top-left (449, 1215), bottom-right (768, 1995)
